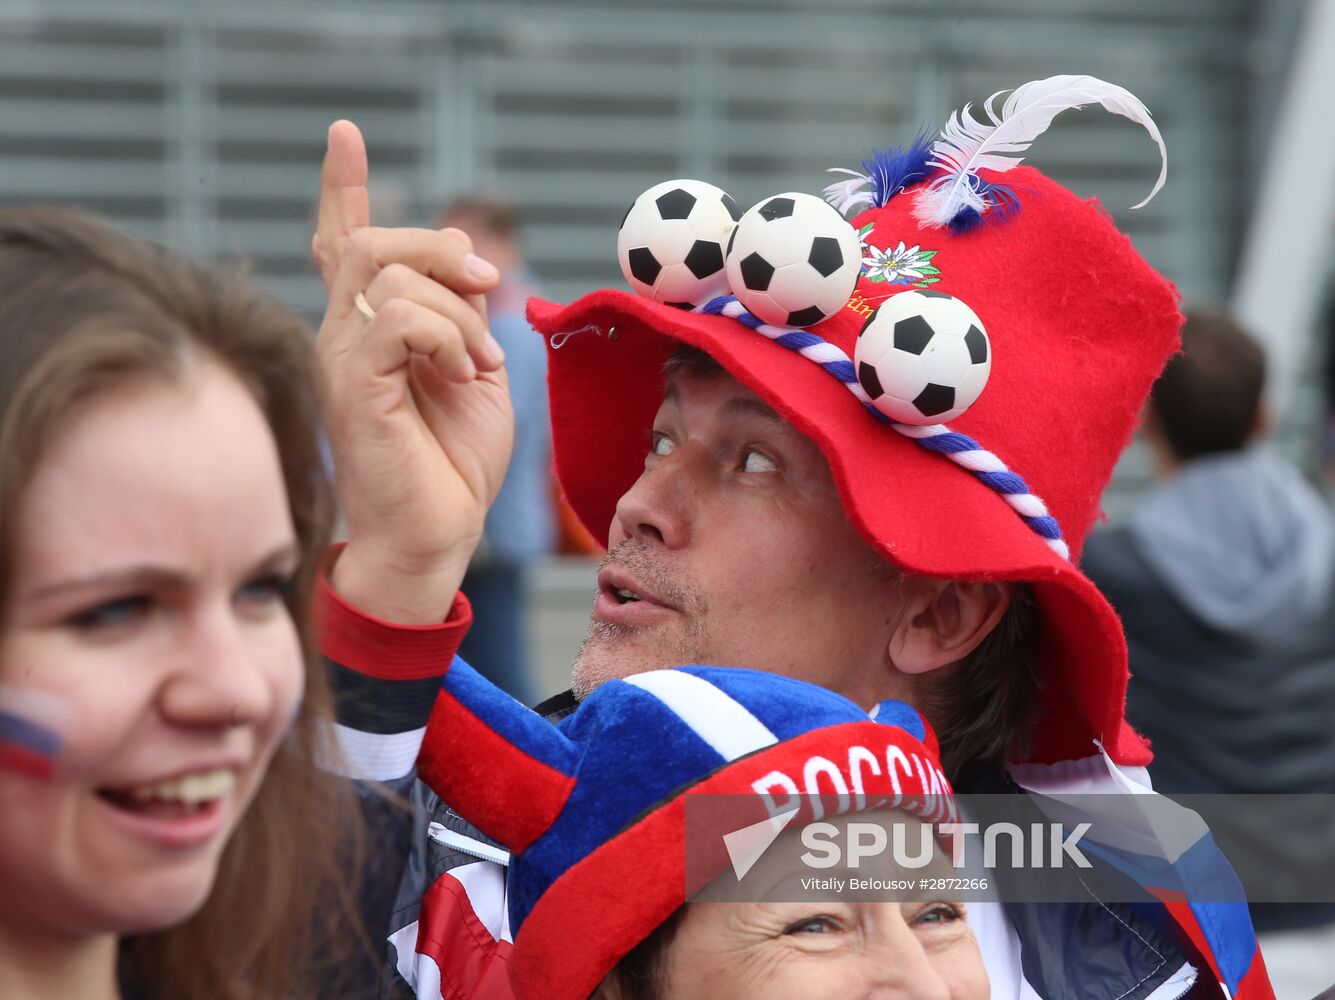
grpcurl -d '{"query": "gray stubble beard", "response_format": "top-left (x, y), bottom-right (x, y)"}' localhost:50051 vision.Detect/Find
top-left (568, 539), bottom-right (709, 699)
top-left (569, 606), bottom-right (708, 700)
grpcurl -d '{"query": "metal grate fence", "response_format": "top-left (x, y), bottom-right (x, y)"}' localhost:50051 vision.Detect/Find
top-left (0, 0), bottom-right (1256, 506)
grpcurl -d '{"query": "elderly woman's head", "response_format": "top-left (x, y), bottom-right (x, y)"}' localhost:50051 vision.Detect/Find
top-left (417, 662), bottom-right (990, 999)
top-left (599, 814), bottom-right (988, 999)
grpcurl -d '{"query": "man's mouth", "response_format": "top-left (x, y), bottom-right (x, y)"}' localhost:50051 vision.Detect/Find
top-left (598, 565), bottom-right (676, 608)
top-left (594, 566), bottom-right (680, 625)
top-left (97, 768), bottom-right (236, 820)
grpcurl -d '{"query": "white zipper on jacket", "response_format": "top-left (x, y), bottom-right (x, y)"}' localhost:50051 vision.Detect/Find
top-left (427, 821), bottom-right (511, 867)
top-left (1145, 960), bottom-right (1200, 1000)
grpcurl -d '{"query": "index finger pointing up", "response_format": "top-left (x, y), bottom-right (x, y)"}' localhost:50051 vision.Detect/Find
top-left (314, 120), bottom-right (371, 285)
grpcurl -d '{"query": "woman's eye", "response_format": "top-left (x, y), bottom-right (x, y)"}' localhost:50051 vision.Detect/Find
top-left (237, 574), bottom-right (295, 606)
top-left (65, 595), bottom-right (150, 631)
top-left (650, 433), bottom-right (675, 458)
top-left (912, 903), bottom-right (962, 925)
top-left (741, 449), bottom-right (778, 473)
top-left (783, 914), bottom-right (840, 935)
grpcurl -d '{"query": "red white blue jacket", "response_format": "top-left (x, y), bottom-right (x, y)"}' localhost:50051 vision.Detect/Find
top-left (317, 572), bottom-right (1275, 1000)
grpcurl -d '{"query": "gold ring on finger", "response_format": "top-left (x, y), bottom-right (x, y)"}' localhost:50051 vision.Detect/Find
top-left (353, 291), bottom-right (376, 321)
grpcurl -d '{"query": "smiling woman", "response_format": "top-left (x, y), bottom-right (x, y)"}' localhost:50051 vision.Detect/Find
top-left (0, 208), bottom-right (364, 1000)
top-left (599, 812), bottom-right (987, 1000)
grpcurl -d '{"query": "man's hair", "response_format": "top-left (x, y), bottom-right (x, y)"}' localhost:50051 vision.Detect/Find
top-left (918, 583), bottom-right (1038, 777)
top-left (1150, 309), bottom-right (1266, 461)
top-left (662, 343), bottom-right (726, 382)
top-left (662, 346), bottom-right (1039, 778)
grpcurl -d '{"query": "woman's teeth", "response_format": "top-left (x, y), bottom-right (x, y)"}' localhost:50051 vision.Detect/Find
top-left (124, 769), bottom-right (235, 804)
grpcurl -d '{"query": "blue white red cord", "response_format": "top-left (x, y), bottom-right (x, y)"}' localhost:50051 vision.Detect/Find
top-left (699, 295), bottom-right (1069, 560)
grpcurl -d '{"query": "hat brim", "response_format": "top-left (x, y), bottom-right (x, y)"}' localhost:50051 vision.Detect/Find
top-left (530, 290), bottom-right (1148, 768)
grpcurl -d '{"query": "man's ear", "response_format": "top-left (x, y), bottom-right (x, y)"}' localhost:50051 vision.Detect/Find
top-left (887, 578), bottom-right (1011, 676)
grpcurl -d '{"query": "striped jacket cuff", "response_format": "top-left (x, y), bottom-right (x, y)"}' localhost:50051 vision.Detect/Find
top-left (317, 555), bottom-right (472, 779)
top-left (316, 556), bottom-right (473, 682)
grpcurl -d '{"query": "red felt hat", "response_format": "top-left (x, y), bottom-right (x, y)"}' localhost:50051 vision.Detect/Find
top-left (529, 97), bottom-right (1179, 768)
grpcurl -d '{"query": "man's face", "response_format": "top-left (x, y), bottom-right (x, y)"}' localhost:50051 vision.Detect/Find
top-left (572, 366), bottom-right (907, 707)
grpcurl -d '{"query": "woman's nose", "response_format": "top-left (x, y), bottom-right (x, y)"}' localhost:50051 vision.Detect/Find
top-left (157, 605), bottom-right (282, 729)
top-left (862, 917), bottom-right (955, 1000)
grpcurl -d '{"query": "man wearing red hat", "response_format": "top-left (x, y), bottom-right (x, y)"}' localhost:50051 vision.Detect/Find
top-left (311, 77), bottom-right (1276, 998)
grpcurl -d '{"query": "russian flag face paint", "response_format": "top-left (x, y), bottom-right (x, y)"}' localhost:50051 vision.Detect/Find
top-left (0, 685), bottom-right (71, 781)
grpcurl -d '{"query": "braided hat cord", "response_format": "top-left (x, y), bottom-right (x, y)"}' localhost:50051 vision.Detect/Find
top-left (699, 295), bottom-right (1069, 560)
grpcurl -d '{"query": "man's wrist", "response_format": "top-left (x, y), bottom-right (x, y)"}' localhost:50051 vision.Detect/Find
top-left (329, 539), bottom-right (474, 624)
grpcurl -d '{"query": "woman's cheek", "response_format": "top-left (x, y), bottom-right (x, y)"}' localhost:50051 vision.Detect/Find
top-left (256, 620), bottom-right (306, 754)
top-left (0, 695), bottom-right (127, 934)
top-left (1, 642), bottom-right (139, 788)
top-left (0, 775), bottom-right (54, 867)
top-left (939, 929), bottom-right (989, 997)
top-left (0, 685), bottom-right (135, 858)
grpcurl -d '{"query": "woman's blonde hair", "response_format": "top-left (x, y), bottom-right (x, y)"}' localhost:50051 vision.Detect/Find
top-left (0, 207), bottom-right (367, 999)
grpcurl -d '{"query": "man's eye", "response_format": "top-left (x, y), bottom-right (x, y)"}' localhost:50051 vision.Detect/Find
top-left (783, 914), bottom-right (841, 935)
top-left (650, 433), bottom-right (675, 457)
top-left (741, 449), bottom-right (778, 473)
top-left (65, 595), bottom-right (150, 631)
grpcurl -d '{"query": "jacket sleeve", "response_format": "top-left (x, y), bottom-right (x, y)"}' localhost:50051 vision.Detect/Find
top-left (315, 555), bottom-right (474, 997)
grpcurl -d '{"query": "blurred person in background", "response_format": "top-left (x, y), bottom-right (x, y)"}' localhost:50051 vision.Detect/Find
top-left (441, 195), bottom-right (554, 704)
top-left (1321, 298), bottom-right (1335, 490)
top-left (1082, 308), bottom-right (1335, 996)
top-left (0, 208), bottom-right (367, 1000)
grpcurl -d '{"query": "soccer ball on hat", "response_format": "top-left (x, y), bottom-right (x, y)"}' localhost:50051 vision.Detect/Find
top-left (854, 290), bottom-right (991, 425)
top-left (617, 179), bottom-right (742, 308)
top-left (724, 192), bottom-right (861, 328)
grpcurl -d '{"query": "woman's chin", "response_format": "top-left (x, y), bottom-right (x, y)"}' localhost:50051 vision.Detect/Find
top-left (97, 863), bottom-right (221, 935)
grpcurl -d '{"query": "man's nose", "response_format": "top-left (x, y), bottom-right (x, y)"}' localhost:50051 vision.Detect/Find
top-left (158, 605), bottom-right (278, 730)
top-left (611, 444), bottom-right (706, 549)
